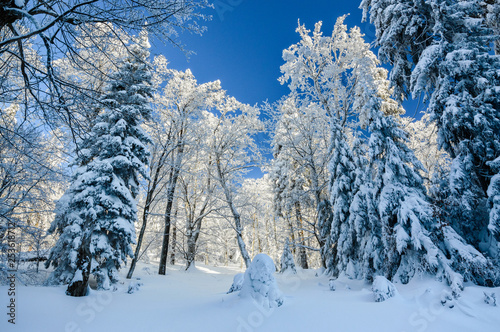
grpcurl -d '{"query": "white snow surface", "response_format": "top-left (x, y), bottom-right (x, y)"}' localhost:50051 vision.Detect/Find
top-left (1, 262), bottom-right (499, 332)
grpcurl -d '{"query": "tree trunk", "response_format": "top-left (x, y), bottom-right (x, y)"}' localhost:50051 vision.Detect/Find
top-left (216, 161), bottom-right (251, 268)
top-left (127, 189), bottom-right (153, 279)
top-left (285, 215), bottom-right (297, 256)
top-left (185, 219), bottom-right (202, 270)
top-left (66, 225), bottom-right (92, 297)
top-left (295, 202), bottom-right (309, 269)
top-left (127, 149), bottom-right (165, 279)
top-left (158, 145), bottom-right (183, 275)
top-left (158, 197), bottom-right (173, 275)
top-left (169, 223), bottom-right (176, 265)
top-left (232, 207), bottom-right (252, 268)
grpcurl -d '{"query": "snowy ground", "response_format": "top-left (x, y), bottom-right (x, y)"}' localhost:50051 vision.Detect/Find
top-left (1, 261), bottom-right (499, 332)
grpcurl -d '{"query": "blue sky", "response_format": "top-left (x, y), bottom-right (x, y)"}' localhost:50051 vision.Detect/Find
top-left (155, 1), bottom-right (377, 106)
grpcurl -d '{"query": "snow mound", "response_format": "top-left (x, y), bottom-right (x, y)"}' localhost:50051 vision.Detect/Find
top-left (329, 279), bottom-right (336, 291)
top-left (227, 273), bottom-right (244, 294)
top-left (127, 279), bottom-right (143, 294)
top-left (372, 276), bottom-right (398, 302)
top-left (484, 292), bottom-right (496, 306)
top-left (240, 254), bottom-right (284, 308)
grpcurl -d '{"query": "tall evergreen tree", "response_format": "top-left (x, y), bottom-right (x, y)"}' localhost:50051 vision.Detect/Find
top-left (328, 127), bottom-right (356, 276)
top-left (361, 0), bottom-right (500, 256)
top-left (488, 158), bottom-right (500, 243)
top-left (46, 33), bottom-right (153, 296)
top-left (280, 238), bottom-right (297, 274)
top-left (353, 89), bottom-right (496, 291)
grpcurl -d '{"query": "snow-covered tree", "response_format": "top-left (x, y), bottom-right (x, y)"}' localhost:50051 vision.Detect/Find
top-left (351, 83), bottom-right (495, 292)
top-left (361, 0), bottom-right (500, 258)
top-left (365, 96), bottom-right (438, 282)
top-left (0, 104), bottom-right (64, 278)
top-left (423, 1), bottom-right (500, 250)
top-left (269, 98), bottom-right (329, 269)
top-left (46, 34), bottom-right (153, 296)
top-left (150, 67), bottom-right (223, 275)
top-left (206, 98), bottom-right (263, 268)
top-left (328, 127), bottom-right (356, 276)
top-left (240, 253), bottom-right (284, 308)
top-left (359, 0), bottom-right (434, 101)
top-left (488, 158), bottom-right (500, 243)
top-left (0, 0), bottom-right (208, 139)
top-left (178, 127), bottom-right (219, 271)
top-left (277, 16), bottom-right (404, 270)
top-left (280, 238), bottom-right (297, 274)
top-left (403, 113), bottom-right (451, 189)
top-left (239, 176), bottom-right (280, 262)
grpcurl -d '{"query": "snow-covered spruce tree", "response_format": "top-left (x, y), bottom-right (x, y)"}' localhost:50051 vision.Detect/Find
top-left (336, 138), bottom-right (376, 279)
top-left (488, 158), bottom-right (500, 243)
top-left (421, 1), bottom-right (500, 252)
top-left (361, 0), bottom-right (500, 258)
top-left (327, 127), bottom-right (356, 276)
top-left (361, 90), bottom-right (495, 292)
top-left (280, 238), bottom-right (297, 274)
top-left (359, 0), bottom-right (435, 101)
top-left (317, 199), bottom-right (333, 269)
top-left (46, 33), bottom-right (153, 296)
top-left (365, 96), bottom-right (437, 283)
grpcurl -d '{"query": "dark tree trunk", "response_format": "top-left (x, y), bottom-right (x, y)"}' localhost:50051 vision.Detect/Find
top-left (185, 217), bottom-right (202, 270)
top-left (169, 223), bottom-right (176, 265)
top-left (158, 177), bottom-right (180, 275)
top-left (159, 140), bottom-right (184, 275)
top-left (295, 202), bottom-right (309, 269)
top-left (66, 227), bottom-right (92, 297)
top-left (158, 204), bottom-right (172, 275)
top-left (286, 215), bottom-right (297, 256)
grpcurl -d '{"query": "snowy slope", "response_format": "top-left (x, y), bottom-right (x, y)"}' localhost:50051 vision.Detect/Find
top-left (1, 262), bottom-right (499, 332)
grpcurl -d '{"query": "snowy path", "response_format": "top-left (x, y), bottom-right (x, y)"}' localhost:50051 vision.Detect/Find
top-left (1, 262), bottom-right (499, 331)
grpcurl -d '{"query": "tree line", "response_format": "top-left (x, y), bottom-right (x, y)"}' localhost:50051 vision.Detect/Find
top-left (0, 0), bottom-right (498, 297)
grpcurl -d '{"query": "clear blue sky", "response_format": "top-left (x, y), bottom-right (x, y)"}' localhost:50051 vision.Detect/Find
top-left (152, 1), bottom-right (420, 177)
top-left (154, 1), bottom-right (377, 106)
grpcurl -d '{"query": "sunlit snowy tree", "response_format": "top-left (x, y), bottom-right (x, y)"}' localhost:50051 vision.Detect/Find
top-left (278, 16), bottom-right (403, 272)
top-left (361, 0), bottom-right (500, 261)
top-left (46, 34), bottom-right (153, 296)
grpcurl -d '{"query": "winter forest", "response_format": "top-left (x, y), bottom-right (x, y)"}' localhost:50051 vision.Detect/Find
top-left (1, 1), bottom-right (500, 331)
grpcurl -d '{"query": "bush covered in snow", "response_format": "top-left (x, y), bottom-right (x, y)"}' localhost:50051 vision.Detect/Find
top-left (240, 254), bottom-right (284, 308)
top-left (227, 273), bottom-right (244, 294)
top-left (329, 279), bottom-right (336, 291)
top-left (484, 292), bottom-right (497, 306)
top-left (127, 279), bottom-right (144, 294)
top-left (372, 276), bottom-right (398, 302)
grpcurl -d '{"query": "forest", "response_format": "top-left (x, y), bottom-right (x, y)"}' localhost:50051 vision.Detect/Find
top-left (0, 1), bottom-right (499, 330)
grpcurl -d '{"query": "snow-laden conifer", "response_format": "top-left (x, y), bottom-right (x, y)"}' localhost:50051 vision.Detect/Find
top-left (46, 32), bottom-right (153, 296)
top-left (361, 0), bottom-right (500, 263)
top-left (328, 127), bottom-right (356, 276)
top-left (280, 238), bottom-right (297, 274)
